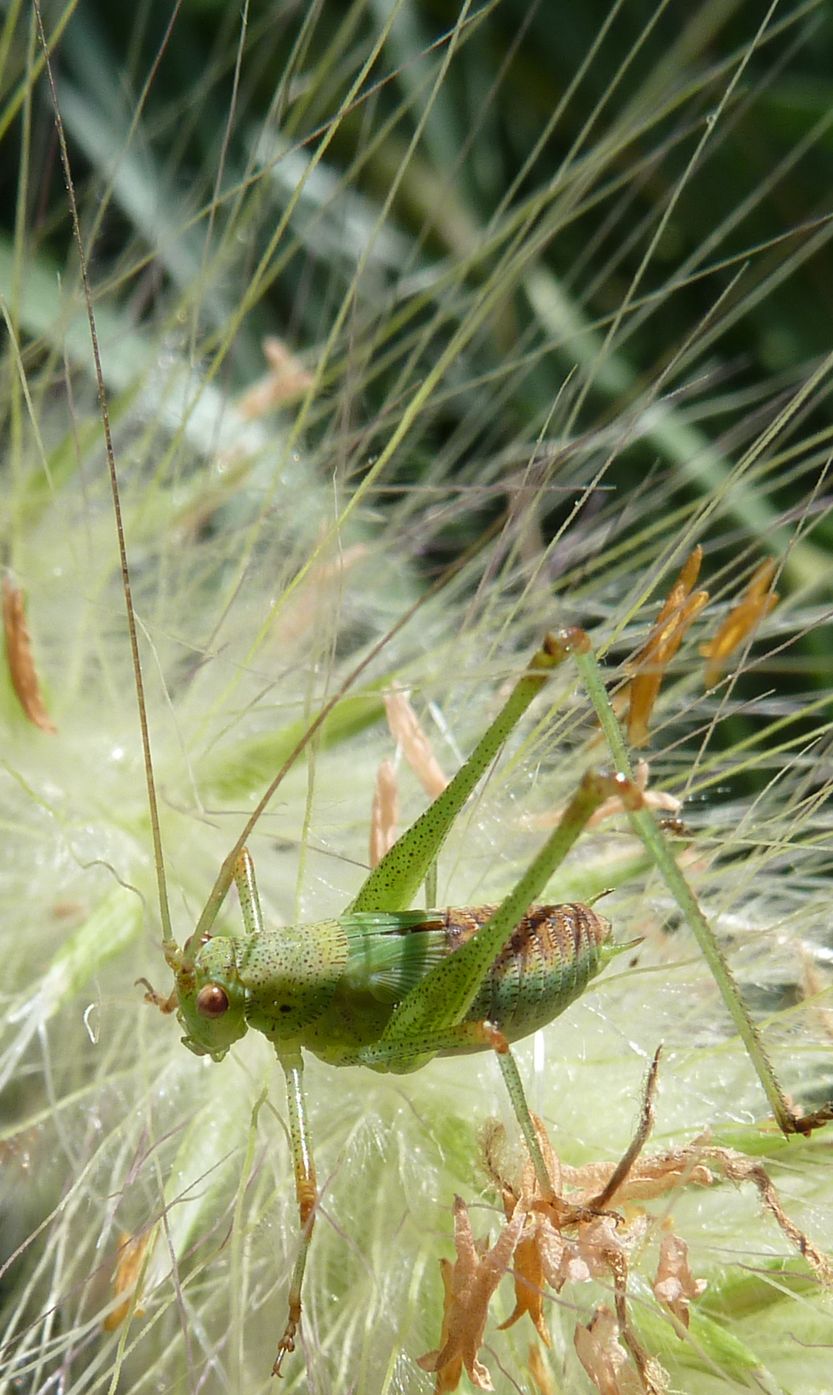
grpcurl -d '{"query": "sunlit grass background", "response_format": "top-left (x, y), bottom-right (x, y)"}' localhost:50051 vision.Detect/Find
top-left (2, 2), bottom-right (833, 1392)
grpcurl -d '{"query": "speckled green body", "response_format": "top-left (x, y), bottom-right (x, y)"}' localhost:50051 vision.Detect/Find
top-left (176, 902), bottom-right (613, 1070)
top-left (160, 634), bottom-right (636, 1371)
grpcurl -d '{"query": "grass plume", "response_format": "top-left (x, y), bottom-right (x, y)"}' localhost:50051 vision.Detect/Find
top-left (2, 3), bottom-right (833, 1392)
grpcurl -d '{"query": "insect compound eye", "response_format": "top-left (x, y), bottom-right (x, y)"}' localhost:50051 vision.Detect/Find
top-left (196, 983), bottom-right (230, 1018)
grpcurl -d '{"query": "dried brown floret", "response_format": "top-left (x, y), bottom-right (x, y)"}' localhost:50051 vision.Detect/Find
top-left (2, 577), bottom-right (56, 733)
top-left (369, 757), bottom-right (399, 868)
top-left (464, 1047), bottom-right (831, 1394)
top-left (103, 1230), bottom-right (152, 1331)
top-left (574, 1306), bottom-right (644, 1395)
top-left (700, 558), bottom-right (778, 687)
top-left (526, 1340), bottom-right (557, 1395)
top-left (237, 335), bottom-right (314, 416)
top-left (624, 547), bottom-right (708, 747)
top-left (652, 1230), bottom-right (706, 1328)
top-left (480, 1056), bottom-right (670, 1393)
top-left (417, 1196), bottom-right (526, 1393)
top-left (384, 688), bottom-right (449, 797)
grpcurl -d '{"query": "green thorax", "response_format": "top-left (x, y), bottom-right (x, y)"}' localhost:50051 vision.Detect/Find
top-left (238, 912), bottom-right (449, 1058)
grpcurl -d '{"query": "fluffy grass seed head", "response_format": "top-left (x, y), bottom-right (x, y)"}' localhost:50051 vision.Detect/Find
top-left (3, 4), bottom-right (833, 1393)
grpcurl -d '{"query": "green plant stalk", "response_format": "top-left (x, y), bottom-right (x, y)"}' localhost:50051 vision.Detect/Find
top-left (573, 643), bottom-right (799, 1135)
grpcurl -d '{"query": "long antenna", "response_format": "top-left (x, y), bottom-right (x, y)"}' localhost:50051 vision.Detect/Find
top-left (34, 1), bottom-right (176, 956)
top-left (187, 513), bottom-right (509, 960)
top-left (35, 7), bottom-right (509, 971)
top-left (190, 578), bottom-right (448, 950)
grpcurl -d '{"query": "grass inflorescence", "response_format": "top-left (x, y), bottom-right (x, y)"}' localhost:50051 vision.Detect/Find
top-left (2, 3), bottom-right (833, 1392)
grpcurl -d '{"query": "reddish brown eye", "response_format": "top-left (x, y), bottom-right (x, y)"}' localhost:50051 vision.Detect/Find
top-left (196, 984), bottom-right (229, 1018)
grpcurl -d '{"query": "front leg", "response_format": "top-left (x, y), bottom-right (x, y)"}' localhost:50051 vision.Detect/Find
top-left (273, 1048), bottom-right (317, 1376)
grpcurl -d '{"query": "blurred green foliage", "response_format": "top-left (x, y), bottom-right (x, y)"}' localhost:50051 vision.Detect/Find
top-left (5, 0), bottom-right (831, 775)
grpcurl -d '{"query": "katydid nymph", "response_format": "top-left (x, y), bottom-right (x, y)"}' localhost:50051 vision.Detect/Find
top-left (141, 628), bottom-right (643, 1373)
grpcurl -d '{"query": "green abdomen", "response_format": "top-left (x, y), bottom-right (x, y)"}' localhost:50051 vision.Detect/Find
top-left (449, 903), bottom-right (612, 1042)
top-left (280, 902), bottom-right (611, 1064)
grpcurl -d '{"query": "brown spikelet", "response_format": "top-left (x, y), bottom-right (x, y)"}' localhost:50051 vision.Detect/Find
top-left (2, 577), bottom-right (57, 733)
top-left (527, 1341), bottom-right (557, 1395)
top-left (652, 1231), bottom-right (706, 1329)
top-left (369, 757), bottom-right (399, 867)
top-left (384, 688), bottom-right (448, 797)
top-left (417, 1196), bottom-right (526, 1392)
top-left (103, 1230), bottom-right (152, 1331)
top-left (700, 558), bottom-right (779, 686)
top-left (237, 336), bottom-right (314, 416)
top-left (624, 548), bottom-right (708, 747)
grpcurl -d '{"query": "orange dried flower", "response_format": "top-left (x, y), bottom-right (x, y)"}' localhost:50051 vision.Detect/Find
top-left (700, 558), bottom-right (778, 686)
top-left (625, 547), bottom-right (708, 748)
top-left (384, 689), bottom-right (448, 798)
top-left (369, 757), bottom-right (399, 867)
top-left (237, 336), bottom-right (314, 416)
top-left (652, 1231), bottom-right (706, 1328)
top-left (2, 577), bottom-right (56, 733)
top-left (103, 1230), bottom-right (152, 1331)
top-left (417, 1196), bottom-right (526, 1393)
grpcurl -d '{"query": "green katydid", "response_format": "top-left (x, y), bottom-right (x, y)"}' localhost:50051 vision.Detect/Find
top-left (34, 11), bottom-right (831, 1375)
top-left (142, 628), bottom-right (642, 1372)
top-left (138, 620), bottom-right (829, 1374)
